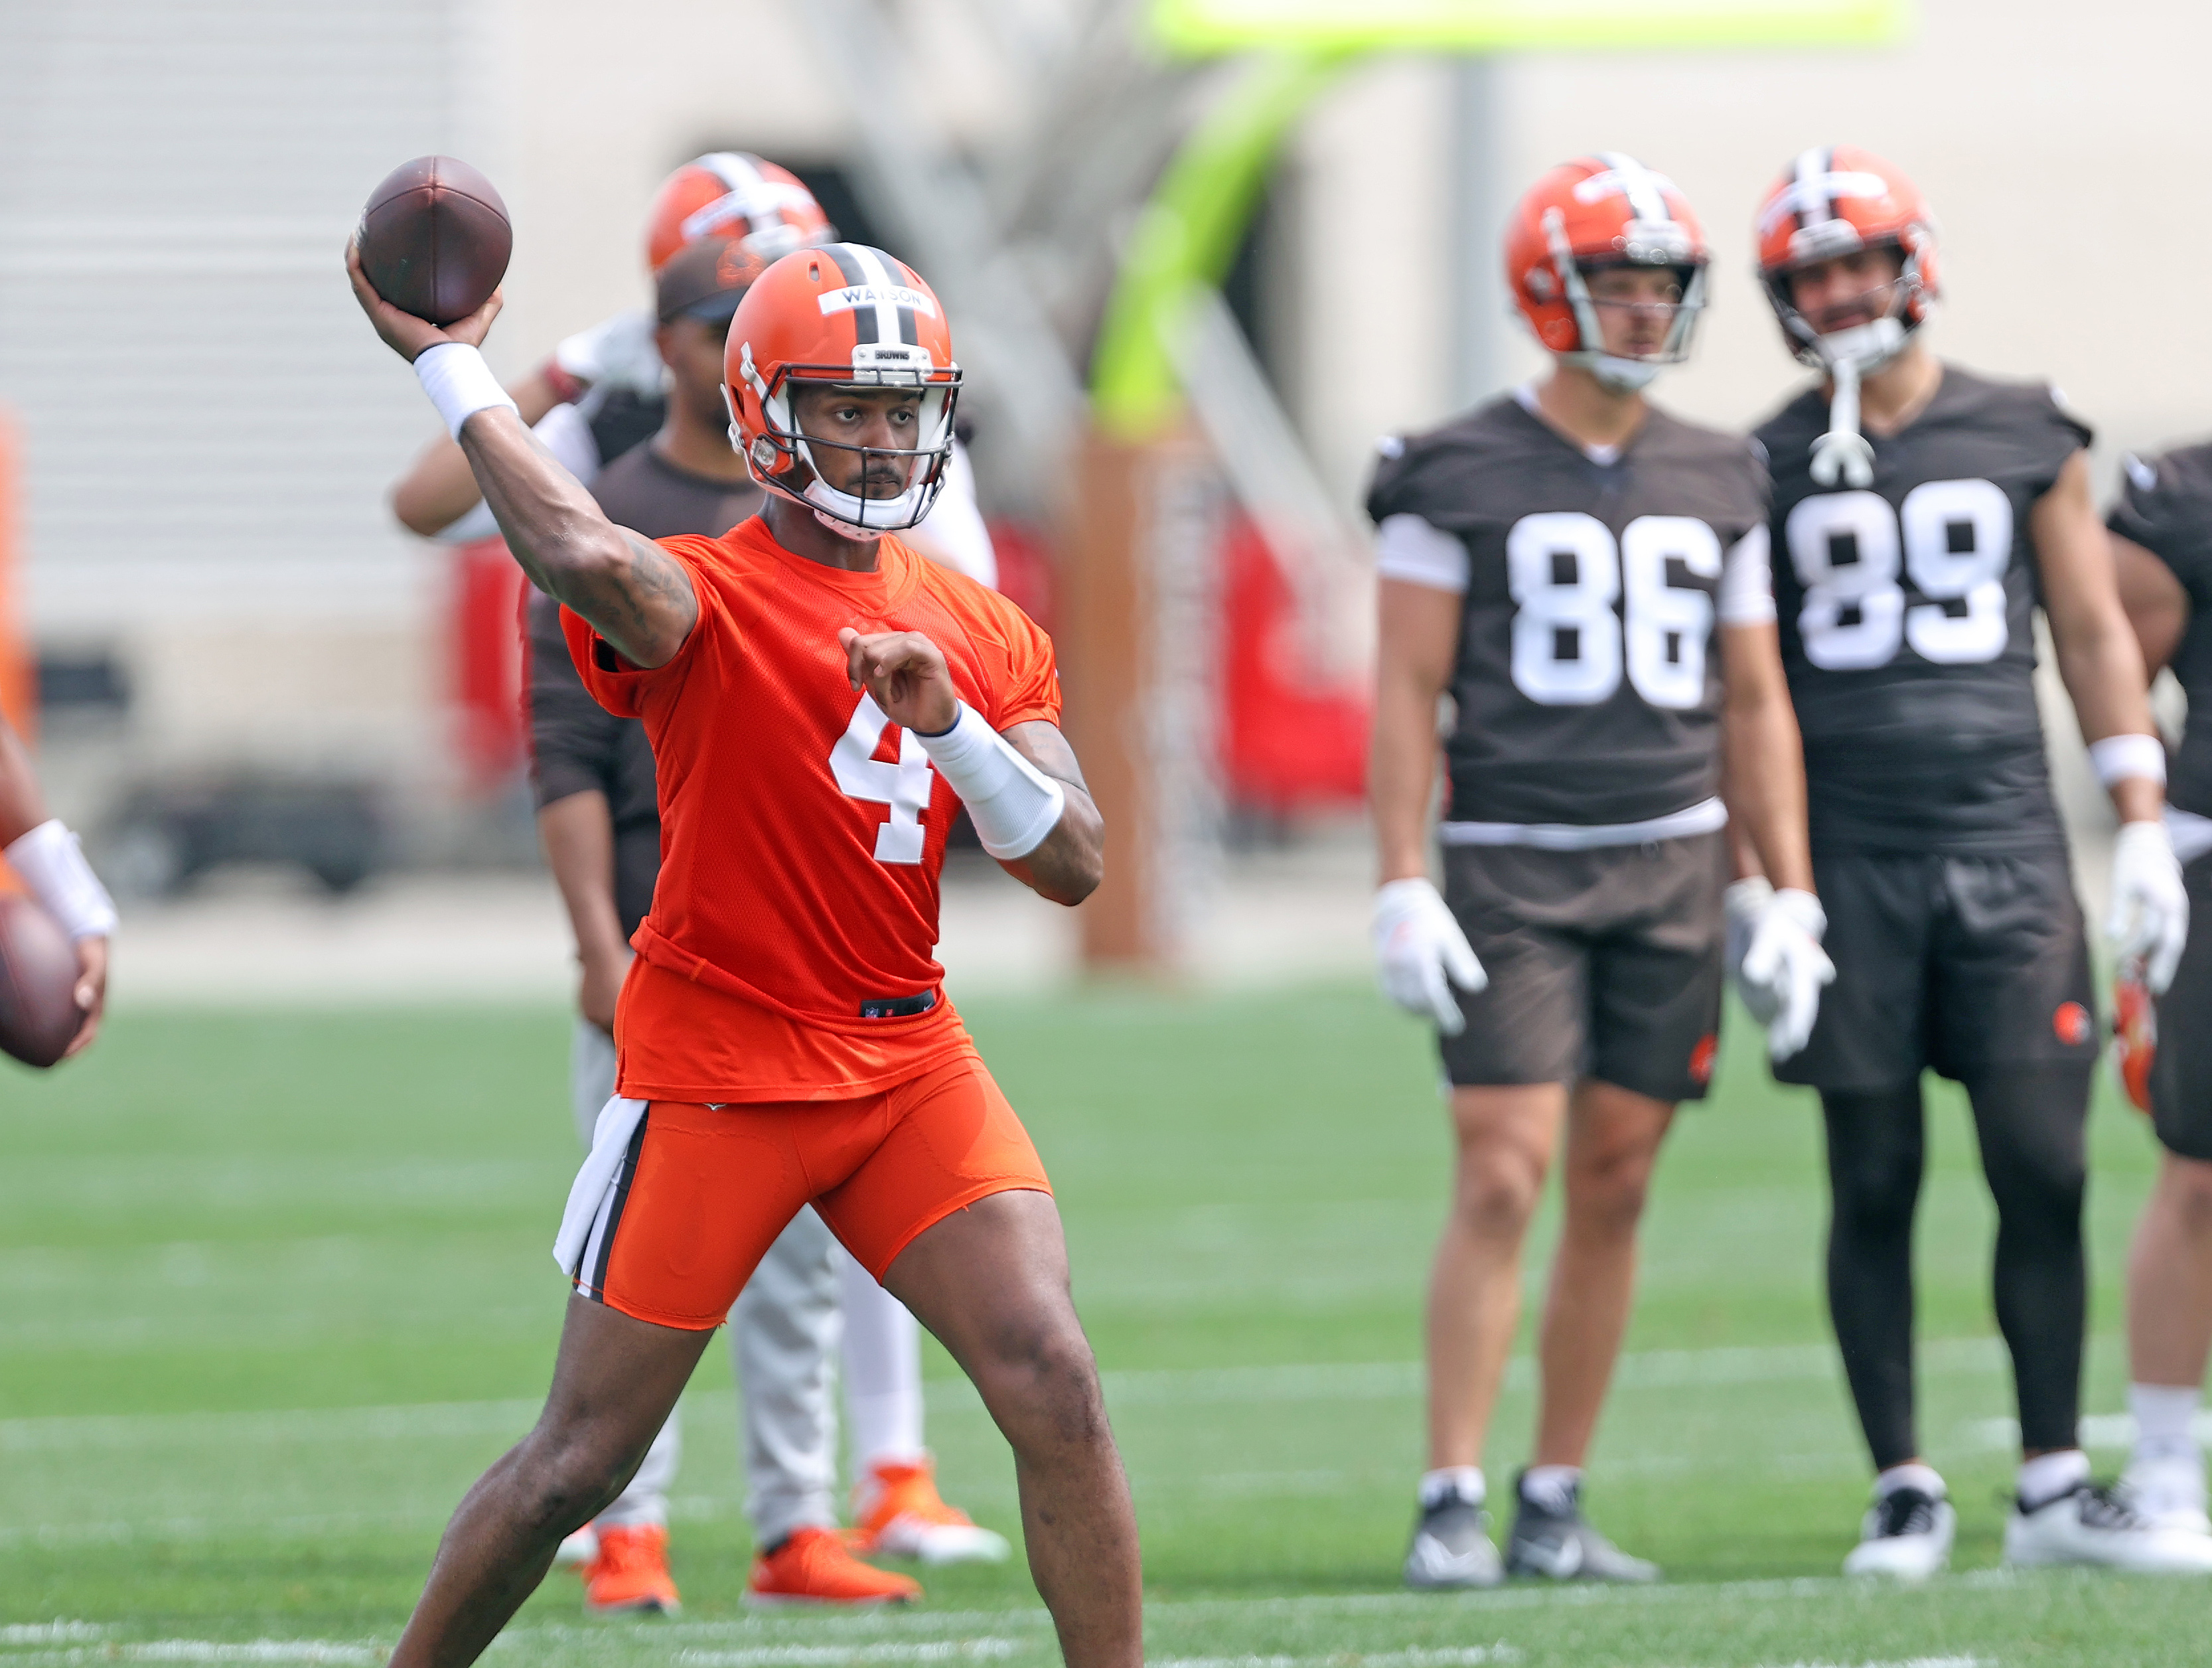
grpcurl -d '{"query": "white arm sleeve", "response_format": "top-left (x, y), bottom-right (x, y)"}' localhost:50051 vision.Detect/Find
top-left (901, 440), bottom-right (998, 589)
top-left (431, 402), bottom-right (605, 546)
top-left (1718, 523), bottom-right (1778, 627)
top-left (1374, 514), bottom-right (1469, 593)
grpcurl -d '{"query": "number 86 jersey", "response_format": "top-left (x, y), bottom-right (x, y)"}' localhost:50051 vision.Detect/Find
top-left (1366, 390), bottom-right (1772, 832)
top-left (1756, 364), bottom-right (2090, 855)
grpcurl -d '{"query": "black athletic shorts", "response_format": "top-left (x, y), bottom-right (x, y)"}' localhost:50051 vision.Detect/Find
top-left (2149, 853), bottom-right (2212, 1161)
top-left (1777, 847), bottom-right (2098, 1093)
top-left (1437, 831), bottom-right (1727, 1103)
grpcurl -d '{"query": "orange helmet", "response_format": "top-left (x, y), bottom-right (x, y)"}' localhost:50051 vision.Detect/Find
top-left (645, 153), bottom-right (834, 273)
top-left (723, 244), bottom-right (961, 538)
top-left (2114, 971), bottom-right (2156, 1115)
top-left (1505, 154), bottom-right (1708, 391)
top-left (1754, 145), bottom-right (1938, 369)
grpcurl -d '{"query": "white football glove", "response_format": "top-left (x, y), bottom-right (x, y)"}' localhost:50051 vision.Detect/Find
top-left (550, 309), bottom-right (665, 399)
top-left (1726, 877), bottom-right (1835, 1062)
top-left (2109, 820), bottom-right (2189, 995)
top-left (1372, 877), bottom-right (1487, 1035)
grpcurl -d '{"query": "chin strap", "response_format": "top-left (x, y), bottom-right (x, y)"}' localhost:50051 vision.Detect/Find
top-left (1810, 354), bottom-right (1876, 488)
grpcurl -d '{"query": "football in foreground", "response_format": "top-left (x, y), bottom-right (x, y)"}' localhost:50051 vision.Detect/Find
top-left (356, 155), bottom-right (512, 325)
top-left (0, 893), bottom-right (80, 1068)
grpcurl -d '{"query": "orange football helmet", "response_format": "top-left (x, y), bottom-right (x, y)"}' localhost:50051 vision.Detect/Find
top-left (2114, 970), bottom-right (2156, 1116)
top-left (1755, 145), bottom-right (1938, 368)
top-left (646, 153), bottom-right (834, 273)
top-left (1505, 154), bottom-right (1708, 392)
top-left (723, 244), bottom-right (960, 538)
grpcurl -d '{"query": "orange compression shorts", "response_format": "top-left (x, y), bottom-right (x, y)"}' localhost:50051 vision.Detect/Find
top-left (571, 1053), bottom-right (1053, 1331)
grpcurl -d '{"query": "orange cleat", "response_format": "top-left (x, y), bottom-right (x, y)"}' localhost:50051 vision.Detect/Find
top-left (851, 1456), bottom-right (1011, 1564)
top-left (745, 1525), bottom-right (921, 1606)
top-left (581, 1523), bottom-right (681, 1616)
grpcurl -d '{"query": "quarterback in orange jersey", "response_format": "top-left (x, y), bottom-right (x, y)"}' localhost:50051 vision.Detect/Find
top-left (346, 240), bottom-right (1139, 1668)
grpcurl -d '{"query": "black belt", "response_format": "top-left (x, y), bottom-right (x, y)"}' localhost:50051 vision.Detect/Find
top-left (859, 990), bottom-right (938, 1020)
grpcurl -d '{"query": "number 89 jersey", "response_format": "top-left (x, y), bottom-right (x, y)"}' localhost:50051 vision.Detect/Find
top-left (1756, 364), bottom-right (2090, 854)
top-left (1366, 392), bottom-right (1771, 829)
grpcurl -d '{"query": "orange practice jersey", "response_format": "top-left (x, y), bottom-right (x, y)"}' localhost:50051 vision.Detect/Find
top-left (565, 515), bottom-right (1061, 1102)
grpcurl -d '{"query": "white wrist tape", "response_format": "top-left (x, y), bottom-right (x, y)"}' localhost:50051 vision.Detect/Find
top-left (913, 704), bottom-right (1066, 860)
top-left (2091, 733), bottom-right (2168, 789)
top-left (414, 342), bottom-right (518, 441)
top-left (5, 819), bottom-right (117, 941)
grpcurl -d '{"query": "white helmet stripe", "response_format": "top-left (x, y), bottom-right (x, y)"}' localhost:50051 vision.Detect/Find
top-left (847, 244), bottom-right (904, 353)
top-left (1792, 146), bottom-right (1832, 226)
top-left (1595, 151), bottom-right (1669, 224)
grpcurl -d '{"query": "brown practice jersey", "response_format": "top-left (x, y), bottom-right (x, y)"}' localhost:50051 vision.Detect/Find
top-left (525, 441), bottom-right (761, 936)
top-left (2108, 443), bottom-right (2212, 819)
top-left (1366, 394), bottom-right (1770, 828)
top-left (1758, 364), bottom-right (2089, 856)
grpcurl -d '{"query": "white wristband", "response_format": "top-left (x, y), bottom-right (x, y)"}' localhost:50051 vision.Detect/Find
top-left (5, 819), bottom-right (117, 941)
top-left (414, 342), bottom-right (518, 441)
top-left (913, 704), bottom-right (1066, 860)
top-left (2091, 733), bottom-right (2167, 789)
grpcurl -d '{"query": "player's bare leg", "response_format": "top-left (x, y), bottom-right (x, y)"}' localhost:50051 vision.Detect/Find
top-left (881, 1189), bottom-right (1140, 1668)
top-left (1531, 1080), bottom-right (1674, 1468)
top-left (2129, 1152), bottom-right (2212, 1388)
top-left (388, 1298), bottom-right (714, 1668)
top-left (1426, 1085), bottom-right (1566, 1467)
top-left (2124, 1151), bottom-right (2212, 1530)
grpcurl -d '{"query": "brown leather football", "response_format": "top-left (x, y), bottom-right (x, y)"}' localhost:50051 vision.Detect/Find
top-left (0, 893), bottom-right (81, 1069)
top-left (356, 156), bottom-right (513, 326)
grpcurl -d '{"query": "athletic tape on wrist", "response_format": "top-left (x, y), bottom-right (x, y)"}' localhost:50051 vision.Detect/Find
top-left (4, 818), bottom-right (117, 941)
top-left (912, 704), bottom-right (1065, 860)
top-left (2091, 733), bottom-right (2167, 789)
top-left (414, 342), bottom-right (518, 441)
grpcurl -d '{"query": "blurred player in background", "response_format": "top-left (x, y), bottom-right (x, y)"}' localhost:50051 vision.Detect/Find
top-left (0, 713), bottom-right (112, 1055)
top-left (394, 154), bottom-right (998, 587)
top-left (390, 165), bottom-right (1007, 1614)
top-left (1749, 146), bottom-right (2207, 1578)
top-left (2105, 446), bottom-right (2212, 1541)
top-left (1369, 155), bottom-right (1826, 1590)
top-left (348, 236), bottom-right (1138, 1668)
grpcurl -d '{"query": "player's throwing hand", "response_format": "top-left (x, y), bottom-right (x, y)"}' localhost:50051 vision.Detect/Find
top-left (838, 628), bottom-right (959, 736)
top-left (345, 238), bottom-right (502, 364)
top-left (1372, 877), bottom-right (1487, 1035)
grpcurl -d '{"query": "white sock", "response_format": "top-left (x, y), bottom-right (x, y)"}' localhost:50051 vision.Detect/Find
top-left (837, 1251), bottom-right (926, 1472)
top-left (1420, 1466), bottom-right (1484, 1510)
top-left (1874, 1462), bottom-right (1946, 1501)
top-left (2017, 1448), bottom-right (2091, 1510)
top-left (1520, 1464), bottom-right (1582, 1515)
top-left (2131, 1383), bottom-right (2203, 1465)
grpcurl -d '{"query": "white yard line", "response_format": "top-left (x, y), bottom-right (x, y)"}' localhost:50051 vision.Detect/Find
top-left (1154, 1649), bottom-right (1516, 1668)
top-left (676, 1643), bottom-right (1021, 1667)
top-left (0, 1646), bottom-right (372, 1666)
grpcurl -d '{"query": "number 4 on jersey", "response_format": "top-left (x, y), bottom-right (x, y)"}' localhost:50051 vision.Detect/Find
top-left (830, 693), bottom-right (932, 864)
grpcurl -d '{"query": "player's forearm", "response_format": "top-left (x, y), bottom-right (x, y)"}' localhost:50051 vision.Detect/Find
top-left (459, 409), bottom-right (696, 667)
top-left (392, 370), bottom-right (565, 537)
top-left (2055, 615), bottom-right (2159, 753)
top-left (998, 784), bottom-right (1104, 907)
top-left (0, 718), bottom-right (49, 847)
top-left (1370, 679), bottom-right (1439, 884)
top-left (1722, 690), bottom-right (1814, 893)
top-left (537, 791), bottom-right (630, 965)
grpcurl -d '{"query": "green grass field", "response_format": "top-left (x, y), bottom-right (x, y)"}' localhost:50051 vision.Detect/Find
top-left (1, 983), bottom-right (2201, 1666)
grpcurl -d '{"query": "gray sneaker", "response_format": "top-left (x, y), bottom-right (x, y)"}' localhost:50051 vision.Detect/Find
top-left (1504, 1470), bottom-right (1659, 1583)
top-left (1404, 1494), bottom-right (1503, 1590)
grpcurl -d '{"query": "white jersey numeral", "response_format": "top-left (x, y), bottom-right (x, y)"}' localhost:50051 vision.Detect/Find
top-left (830, 692), bottom-right (933, 864)
top-left (1785, 479), bottom-right (2011, 671)
top-left (1504, 512), bottom-right (1720, 710)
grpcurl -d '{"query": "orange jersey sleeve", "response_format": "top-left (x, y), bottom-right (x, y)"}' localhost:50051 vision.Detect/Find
top-left (557, 516), bottom-right (1065, 1095)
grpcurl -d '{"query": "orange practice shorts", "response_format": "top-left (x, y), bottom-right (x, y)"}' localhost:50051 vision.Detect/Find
top-left (573, 1053), bottom-right (1052, 1331)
